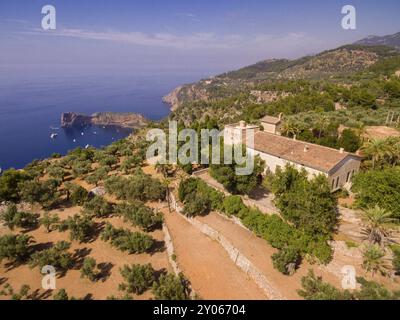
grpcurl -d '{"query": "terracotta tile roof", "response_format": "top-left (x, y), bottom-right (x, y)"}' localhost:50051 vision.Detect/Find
top-left (261, 115), bottom-right (281, 124)
top-left (251, 131), bottom-right (360, 173)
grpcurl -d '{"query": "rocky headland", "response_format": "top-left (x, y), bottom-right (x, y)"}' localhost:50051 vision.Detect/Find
top-left (61, 112), bottom-right (148, 129)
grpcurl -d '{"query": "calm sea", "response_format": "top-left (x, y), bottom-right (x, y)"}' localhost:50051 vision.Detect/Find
top-left (0, 66), bottom-right (209, 170)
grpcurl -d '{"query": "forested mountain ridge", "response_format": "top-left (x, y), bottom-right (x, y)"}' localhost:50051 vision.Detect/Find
top-left (355, 32), bottom-right (400, 48)
top-left (163, 42), bottom-right (400, 131)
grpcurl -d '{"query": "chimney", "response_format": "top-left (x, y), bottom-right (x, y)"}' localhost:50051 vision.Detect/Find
top-left (239, 120), bottom-right (246, 128)
top-left (340, 148), bottom-right (344, 154)
top-left (304, 145), bottom-right (309, 152)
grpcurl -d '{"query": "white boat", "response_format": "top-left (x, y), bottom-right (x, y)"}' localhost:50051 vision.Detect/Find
top-left (73, 139), bottom-right (76, 143)
top-left (85, 144), bottom-right (90, 149)
top-left (81, 132), bottom-right (84, 136)
top-left (50, 133), bottom-right (58, 139)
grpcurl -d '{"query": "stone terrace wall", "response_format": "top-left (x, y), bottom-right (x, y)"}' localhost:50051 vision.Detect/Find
top-left (169, 192), bottom-right (286, 300)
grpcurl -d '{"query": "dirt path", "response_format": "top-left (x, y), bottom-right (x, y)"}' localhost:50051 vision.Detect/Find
top-left (163, 209), bottom-right (268, 300)
top-left (197, 212), bottom-right (343, 300)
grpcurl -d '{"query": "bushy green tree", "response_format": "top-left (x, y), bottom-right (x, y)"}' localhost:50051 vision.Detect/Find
top-left (119, 264), bottom-right (155, 294)
top-left (338, 129), bottom-right (361, 153)
top-left (222, 196), bottom-right (246, 216)
top-left (71, 159), bottom-right (92, 178)
top-left (59, 214), bottom-right (94, 243)
top-left (298, 270), bottom-right (351, 300)
top-left (298, 270), bottom-right (400, 300)
top-left (99, 155), bottom-right (118, 169)
top-left (19, 179), bottom-right (60, 208)
top-left (352, 168), bottom-right (400, 219)
top-left (210, 151), bottom-right (264, 195)
top-left (85, 167), bottom-right (109, 186)
top-left (271, 165), bottom-right (337, 236)
top-left (80, 257), bottom-right (99, 282)
top-left (65, 183), bottom-right (89, 205)
top-left (116, 202), bottom-right (163, 231)
top-left (100, 223), bottom-right (155, 254)
top-left (53, 289), bottom-right (69, 300)
top-left (105, 171), bottom-right (166, 202)
top-left (40, 212), bottom-right (60, 233)
top-left (0, 169), bottom-right (29, 202)
top-left (29, 241), bottom-right (73, 272)
top-left (391, 245), bottom-right (400, 276)
top-left (47, 165), bottom-right (67, 182)
top-left (183, 192), bottom-right (211, 217)
top-left (152, 273), bottom-right (188, 300)
top-left (83, 196), bottom-right (112, 218)
top-left (272, 247), bottom-right (301, 275)
top-left (0, 234), bottom-right (32, 264)
top-left (0, 204), bottom-right (38, 230)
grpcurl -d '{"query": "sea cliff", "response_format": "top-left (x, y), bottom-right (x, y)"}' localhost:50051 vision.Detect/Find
top-left (61, 112), bottom-right (148, 129)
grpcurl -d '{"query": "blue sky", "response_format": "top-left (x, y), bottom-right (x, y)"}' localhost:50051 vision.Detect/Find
top-left (1, 0), bottom-right (399, 75)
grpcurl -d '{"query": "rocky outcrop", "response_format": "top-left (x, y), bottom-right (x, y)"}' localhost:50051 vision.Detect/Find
top-left (61, 112), bottom-right (148, 129)
top-left (162, 83), bottom-right (210, 111)
top-left (162, 86), bottom-right (184, 111)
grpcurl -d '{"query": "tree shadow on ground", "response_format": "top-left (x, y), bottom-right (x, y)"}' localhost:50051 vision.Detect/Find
top-left (149, 240), bottom-right (165, 256)
top-left (87, 221), bottom-right (106, 243)
top-left (29, 289), bottom-right (53, 300)
top-left (0, 277), bottom-right (8, 286)
top-left (249, 186), bottom-right (270, 200)
top-left (72, 247), bottom-right (92, 269)
top-left (154, 268), bottom-right (168, 281)
top-left (82, 293), bottom-right (93, 300)
top-left (3, 242), bottom-right (53, 271)
top-left (97, 262), bottom-right (114, 282)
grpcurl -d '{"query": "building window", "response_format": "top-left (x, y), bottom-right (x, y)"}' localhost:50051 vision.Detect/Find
top-left (346, 171), bottom-right (350, 182)
top-left (335, 177), bottom-right (340, 189)
top-left (331, 179), bottom-right (335, 189)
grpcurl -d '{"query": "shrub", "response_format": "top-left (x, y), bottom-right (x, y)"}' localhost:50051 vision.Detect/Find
top-left (66, 184), bottom-right (89, 206)
top-left (222, 196), bottom-right (246, 216)
top-left (391, 245), bottom-right (400, 276)
top-left (80, 257), bottom-right (99, 282)
top-left (40, 212), bottom-right (60, 233)
top-left (101, 223), bottom-right (155, 254)
top-left (178, 178), bottom-right (223, 216)
top-left (352, 168), bottom-right (400, 219)
top-left (119, 264), bottom-right (155, 295)
top-left (0, 234), bottom-right (32, 263)
top-left (59, 214), bottom-right (94, 243)
top-left (183, 192), bottom-right (211, 217)
top-left (83, 196), bottom-right (112, 218)
top-left (0, 204), bottom-right (39, 230)
top-left (298, 270), bottom-right (351, 300)
top-left (19, 179), bottom-right (60, 208)
top-left (271, 247), bottom-right (301, 275)
top-left (271, 165), bottom-right (338, 236)
top-left (116, 202), bottom-right (163, 231)
top-left (0, 169), bottom-right (30, 202)
top-left (105, 171), bottom-right (166, 202)
top-left (210, 154), bottom-right (265, 195)
top-left (29, 241), bottom-right (73, 272)
top-left (53, 289), bottom-right (69, 300)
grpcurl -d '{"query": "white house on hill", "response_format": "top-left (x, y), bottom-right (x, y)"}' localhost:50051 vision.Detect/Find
top-left (224, 115), bottom-right (362, 191)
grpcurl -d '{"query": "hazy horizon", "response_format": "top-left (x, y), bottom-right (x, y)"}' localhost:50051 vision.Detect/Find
top-left (1, 0), bottom-right (400, 77)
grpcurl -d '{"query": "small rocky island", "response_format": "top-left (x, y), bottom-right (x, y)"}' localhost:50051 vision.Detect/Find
top-left (61, 112), bottom-right (148, 129)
